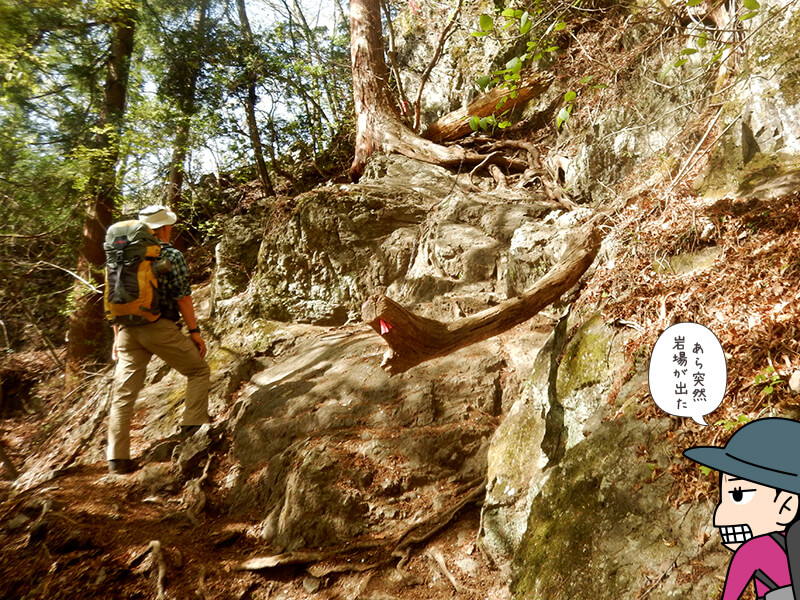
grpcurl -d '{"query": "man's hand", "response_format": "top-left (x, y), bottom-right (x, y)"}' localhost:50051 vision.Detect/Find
top-left (190, 332), bottom-right (207, 358)
top-left (112, 324), bottom-right (120, 361)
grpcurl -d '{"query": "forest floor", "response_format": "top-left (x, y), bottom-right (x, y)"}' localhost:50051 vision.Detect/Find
top-left (0, 376), bottom-right (507, 600)
top-left (0, 452), bottom-right (503, 600)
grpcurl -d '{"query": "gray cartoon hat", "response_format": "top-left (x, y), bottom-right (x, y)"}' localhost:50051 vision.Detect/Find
top-left (684, 417), bottom-right (800, 494)
top-left (138, 205), bottom-right (177, 229)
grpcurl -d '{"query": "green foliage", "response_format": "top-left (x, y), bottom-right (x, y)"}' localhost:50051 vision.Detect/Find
top-left (713, 414), bottom-right (752, 432)
top-left (468, 1), bottom-right (606, 132)
top-left (661, 0), bottom-right (763, 80)
top-left (754, 365), bottom-right (782, 396)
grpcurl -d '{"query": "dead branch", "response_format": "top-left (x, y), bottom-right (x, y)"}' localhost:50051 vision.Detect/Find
top-left (14, 298), bottom-right (64, 369)
top-left (363, 214), bottom-right (606, 374)
top-left (236, 551), bottom-right (330, 571)
top-left (422, 72), bottom-right (554, 144)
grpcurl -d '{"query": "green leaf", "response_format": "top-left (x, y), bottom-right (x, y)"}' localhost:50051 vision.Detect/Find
top-left (498, 120), bottom-right (512, 129)
top-left (468, 115), bottom-right (480, 132)
top-left (739, 10), bottom-right (759, 20)
top-left (501, 8), bottom-right (517, 17)
top-left (509, 89), bottom-right (518, 99)
top-left (476, 75), bottom-right (492, 90)
top-left (514, 9), bottom-right (524, 17)
top-left (699, 466), bottom-right (712, 476)
top-left (496, 96), bottom-right (509, 110)
top-left (743, 0), bottom-right (760, 10)
top-left (545, 45), bottom-right (560, 53)
top-left (564, 90), bottom-right (577, 102)
top-left (580, 75), bottom-right (595, 84)
top-left (674, 57), bottom-right (688, 68)
top-left (687, 0), bottom-right (704, 6)
top-left (480, 14), bottom-right (494, 31)
top-left (470, 31), bottom-right (489, 37)
top-left (697, 31), bottom-right (708, 48)
top-left (680, 48), bottom-right (698, 55)
top-left (554, 20), bottom-right (567, 31)
top-left (556, 105), bottom-right (572, 129)
top-left (520, 12), bottom-right (532, 34)
top-left (479, 117), bottom-right (489, 131)
top-left (593, 83), bottom-right (608, 89)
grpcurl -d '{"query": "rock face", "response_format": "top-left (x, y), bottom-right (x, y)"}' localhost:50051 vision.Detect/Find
top-left (212, 155), bottom-right (574, 552)
top-left (223, 327), bottom-right (506, 550)
top-left (243, 155), bottom-right (575, 325)
top-left (694, 5), bottom-right (800, 199)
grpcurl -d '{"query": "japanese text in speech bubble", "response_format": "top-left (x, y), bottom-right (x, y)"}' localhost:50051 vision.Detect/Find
top-left (648, 322), bottom-right (727, 426)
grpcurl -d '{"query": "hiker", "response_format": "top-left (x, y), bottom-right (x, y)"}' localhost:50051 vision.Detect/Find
top-left (106, 205), bottom-right (210, 474)
top-left (684, 417), bottom-right (800, 600)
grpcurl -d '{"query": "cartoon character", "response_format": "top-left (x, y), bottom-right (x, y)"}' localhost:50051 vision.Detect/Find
top-left (683, 417), bottom-right (800, 600)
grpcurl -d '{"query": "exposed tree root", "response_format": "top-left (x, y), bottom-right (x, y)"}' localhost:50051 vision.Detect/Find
top-left (362, 214), bottom-right (607, 374)
top-left (234, 477), bottom-right (487, 577)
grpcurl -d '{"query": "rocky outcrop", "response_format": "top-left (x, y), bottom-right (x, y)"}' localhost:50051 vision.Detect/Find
top-left (238, 155), bottom-right (577, 326)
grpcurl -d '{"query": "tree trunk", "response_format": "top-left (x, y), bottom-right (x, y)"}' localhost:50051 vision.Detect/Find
top-left (237, 0), bottom-right (277, 197)
top-left (362, 214), bottom-right (606, 374)
top-left (65, 3), bottom-right (136, 384)
top-left (348, 0), bottom-right (541, 180)
top-left (166, 115), bottom-right (190, 207)
top-left (166, 0), bottom-right (209, 207)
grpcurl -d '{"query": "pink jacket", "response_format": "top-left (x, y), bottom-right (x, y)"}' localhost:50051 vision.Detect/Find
top-left (722, 532), bottom-right (790, 600)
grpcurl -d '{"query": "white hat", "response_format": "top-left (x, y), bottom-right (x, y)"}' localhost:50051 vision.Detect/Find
top-left (138, 205), bottom-right (177, 229)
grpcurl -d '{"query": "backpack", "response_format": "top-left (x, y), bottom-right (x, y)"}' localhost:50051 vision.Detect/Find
top-left (103, 220), bottom-right (164, 325)
top-left (753, 532), bottom-right (796, 600)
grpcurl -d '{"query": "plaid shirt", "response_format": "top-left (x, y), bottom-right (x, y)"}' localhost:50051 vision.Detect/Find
top-left (157, 245), bottom-right (192, 321)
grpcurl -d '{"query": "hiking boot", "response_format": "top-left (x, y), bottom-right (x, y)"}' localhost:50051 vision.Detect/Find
top-left (108, 459), bottom-right (138, 474)
top-left (180, 425), bottom-right (201, 439)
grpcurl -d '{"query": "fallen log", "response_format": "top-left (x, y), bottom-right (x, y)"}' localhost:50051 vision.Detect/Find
top-left (363, 214), bottom-right (606, 375)
top-left (422, 72), bottom-right (554, 144)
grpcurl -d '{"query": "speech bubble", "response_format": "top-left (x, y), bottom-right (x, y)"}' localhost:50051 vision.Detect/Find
top-left (648, 322), bottom-right (726, 426)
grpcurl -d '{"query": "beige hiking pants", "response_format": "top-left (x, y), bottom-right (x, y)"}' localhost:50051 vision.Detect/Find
top-left (107, 318), bottom-right (210, 460)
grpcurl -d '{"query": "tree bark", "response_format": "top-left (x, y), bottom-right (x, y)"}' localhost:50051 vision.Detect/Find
top-left (348, 0), bottom-right (534, 179)
top-left (166, 0), bottom-right (210, 207)
top-left (65, 3), bottom-right (136, 384)
top-left (166, 115), bottom-right (190, 207)
top-left (362, 214), bottom-right (606, 374)
top-left (422, 71), bottom-right (554, 143)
